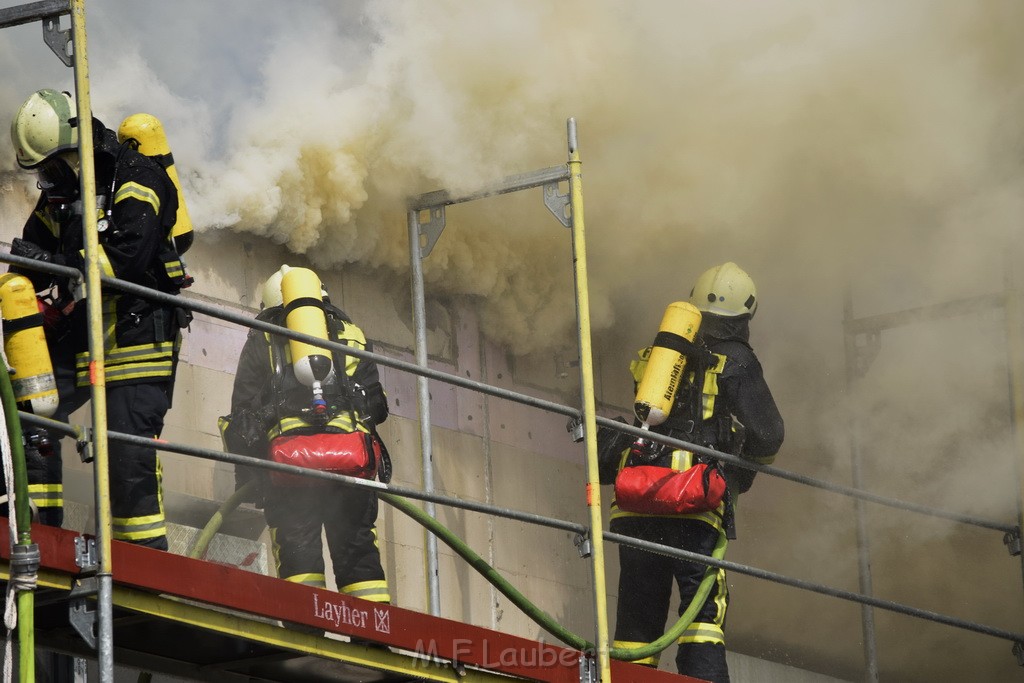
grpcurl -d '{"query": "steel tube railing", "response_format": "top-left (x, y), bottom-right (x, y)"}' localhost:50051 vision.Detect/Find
top-left (2, 252), bottom-right (1014, 536)
top-left (19, 411), bottom-right (1024, 651)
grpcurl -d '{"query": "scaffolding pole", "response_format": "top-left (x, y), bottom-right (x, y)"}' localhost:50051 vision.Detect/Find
top-left (843, 281), bottom-right (1024, 678)
top-left (842, 291), bottom-right (879, 683)
top-left (405, 120), bottom-right (611, 677)
top-left (68, 2), bottom-right (117, 682)
top-left (1002, 258), bottom-right (1024, 608)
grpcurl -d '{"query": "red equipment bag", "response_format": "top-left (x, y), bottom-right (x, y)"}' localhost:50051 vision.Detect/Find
top-left (269, 431), bottom-right (380, 486)
top-left (614, 463), bottom-right (727, 515)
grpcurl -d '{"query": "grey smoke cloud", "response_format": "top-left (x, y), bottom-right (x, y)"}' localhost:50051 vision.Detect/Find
top-left (1, 2), bottom-right (1023, 678)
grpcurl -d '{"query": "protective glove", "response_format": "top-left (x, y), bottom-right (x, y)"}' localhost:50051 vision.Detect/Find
top-left (10, 238), bottom-right (65, 266)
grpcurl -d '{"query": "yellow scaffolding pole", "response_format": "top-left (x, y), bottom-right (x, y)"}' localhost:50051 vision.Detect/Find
top-left (69, 1), bottom-right (116, 680)
top-left (565, 118), bottom-right (611, 681)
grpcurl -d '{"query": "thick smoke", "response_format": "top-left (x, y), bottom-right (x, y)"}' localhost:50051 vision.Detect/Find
top-left (1, 2), bottom-right (1023, 678)
top-left (2, 2), bottom-right (1021, 356)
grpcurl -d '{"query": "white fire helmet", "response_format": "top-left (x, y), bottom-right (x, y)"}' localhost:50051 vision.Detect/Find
top-left (688, 262), bottom-right (758, 318)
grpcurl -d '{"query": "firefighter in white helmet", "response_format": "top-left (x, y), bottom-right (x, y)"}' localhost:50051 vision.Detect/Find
top-left (607, 262), bottom-right (784, 682)
top-left (221, 266), bottom-right (391, 606)
top-left (6, 89), bottom-right (188, 549)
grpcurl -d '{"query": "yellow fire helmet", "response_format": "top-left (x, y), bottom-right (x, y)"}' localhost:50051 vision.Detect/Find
top-left (689, 262), bottom-right (758, 318)
top-left (11, 89), bottom-right (78, 169)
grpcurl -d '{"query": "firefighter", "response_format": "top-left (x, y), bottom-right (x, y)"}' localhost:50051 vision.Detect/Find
top-left (223, 266), bottom-right (391, 604)
top-left (609, 262), bottom-right (784, 682)
top-left (7, 89), bottom-right (187, 549)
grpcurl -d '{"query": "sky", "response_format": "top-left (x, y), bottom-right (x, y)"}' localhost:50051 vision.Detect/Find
top-left (1, 1), bottom-right (1023, 678)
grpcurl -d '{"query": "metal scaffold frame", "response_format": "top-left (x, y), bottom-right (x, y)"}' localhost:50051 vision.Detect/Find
top-left (405, 119), bottom-right (614, 679)
top-left (842, 263), bottom-right (1024, 681)
top-left (1, 2), bottom-right (1023, 682)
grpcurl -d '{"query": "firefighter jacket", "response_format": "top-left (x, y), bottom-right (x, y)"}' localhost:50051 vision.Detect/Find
top-left (610, 313), bottom-right (784, 526)
top-left (12, 123), bottom-right (185, 388)
top-left (227, 303), bottom-right (389, 496)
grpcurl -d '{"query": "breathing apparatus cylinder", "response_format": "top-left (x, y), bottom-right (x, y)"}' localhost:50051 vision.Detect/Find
top-left (116, 113), bottom-right (194, 254)
top-left (0, 274), bottom-right (58, 417)
top-left (280, 267), bottom-right (334, 415)
top-left (634, 301), bottom-right (702, 428)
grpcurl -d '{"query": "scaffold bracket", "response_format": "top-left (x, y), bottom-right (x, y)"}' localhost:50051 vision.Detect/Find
top-left (417, 205), bottom-right (446, 258)
top-left (543, 182), bottom-right (571, 228)
top-left (1003, 527), bottom-right (1021, 557)
top-left (41, 11), bottom-right (72, 66)
top-left (852, 330), bottom-right (882, 377)
top-left (68, 575), bottom-right (99, 650)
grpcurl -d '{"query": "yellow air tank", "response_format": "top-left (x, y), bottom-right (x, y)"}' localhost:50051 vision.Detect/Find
top-left (117, 113), bottom-right (194, 254)
top-left (633, 301), bottom-right (702, 427)
top-left (0, 274), bottom-right (57, 417)
top-left (281, 268), bottom-right (334, 412)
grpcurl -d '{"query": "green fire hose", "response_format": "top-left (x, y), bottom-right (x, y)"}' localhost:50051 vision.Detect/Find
top-left (0, 360), bottom-right (36, 682)
top-left (192, 480), bottom-right (727, 663)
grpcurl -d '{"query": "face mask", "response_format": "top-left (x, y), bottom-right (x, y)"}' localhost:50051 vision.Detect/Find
top-left (37, 156), bottom-right (79, 201)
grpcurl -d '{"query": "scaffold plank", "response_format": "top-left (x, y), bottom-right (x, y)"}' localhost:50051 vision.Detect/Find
top-left (1, 522), bottom-right (695, 683)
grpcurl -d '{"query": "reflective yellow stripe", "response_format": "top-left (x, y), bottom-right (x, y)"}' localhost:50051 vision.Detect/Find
top-left (94, 246), bottom-right (115, 277)
top-left (701, 353), bottom-right (727, 420)
top-left (611, 640), bottom-right (659, 666)
top-left (285, 573), bottom-right (327, 588)
top-left (111, 511), bottom-right (166, 541)
top-left (610, 504), bottom-right (725, 527)
top-left (713, 567), bottom-right (729, 625)
top-left (27, 484), bottom-right (63, 507)
top-left (677, 621), bottom-right (725, 646)
top-left (336, 328), bottom-right (367, 378)
top-left (164, 258), bottom-right (184, 279)
top-left (104, 341), bottom-right (177, 363)
top-left (629, 347), bottom-right (651, 385)
top-left (267, 413), bottom-right (367, 440)
top-left (36, 209), bottom-right (59, 238)
top-left (114, 181), bottom-right (161, 213)
top-left (76, 341), bottom-right (177, 385)
top-left (339, 579), bottom-right (390, 603)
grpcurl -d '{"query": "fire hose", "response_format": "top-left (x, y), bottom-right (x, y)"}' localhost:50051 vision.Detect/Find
top-left (191, 480), bottom-right (727, 662)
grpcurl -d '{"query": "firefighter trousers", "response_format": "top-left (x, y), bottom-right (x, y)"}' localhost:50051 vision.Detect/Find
top-left (27, 340), bottom-right (171, 550)
top-left (264, 481), bottom-right (390, 603)
top-left (611, 515), bottom-right (730, 683)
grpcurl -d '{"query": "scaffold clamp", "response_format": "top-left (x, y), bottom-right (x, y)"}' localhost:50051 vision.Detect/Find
top-left (1004, 527), bottom-right (1021, 557)
top-left (566, 415), bottom-right (584, 443)
top-left (74, 534), bottom-right (97, 573)
top-left (573, 531), bottom-right (592, 559)
top-left (578, 651), bottom-right (597, 683)
top-left (75, 425), bottom-right (93, 463)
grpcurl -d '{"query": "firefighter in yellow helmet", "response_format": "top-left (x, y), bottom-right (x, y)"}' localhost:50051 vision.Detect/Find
top-left (6, 89), bottom-right (188, 548)
top-left (221, 266), bottom-right (392, 606)
top-left (608, 262), bottom-right (784, 682)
